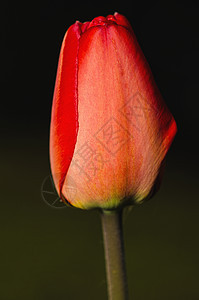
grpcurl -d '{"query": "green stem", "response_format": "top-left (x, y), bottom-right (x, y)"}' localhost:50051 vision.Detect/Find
top-left (101, 209), bottom-right (128, 300)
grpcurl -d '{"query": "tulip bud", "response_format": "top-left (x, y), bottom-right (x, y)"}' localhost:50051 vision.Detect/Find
top-left (50, 13), bottom-right (177, 210)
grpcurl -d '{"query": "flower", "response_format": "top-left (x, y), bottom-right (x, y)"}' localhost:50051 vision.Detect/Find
top-left (50, 13), bottom-right (177, 210)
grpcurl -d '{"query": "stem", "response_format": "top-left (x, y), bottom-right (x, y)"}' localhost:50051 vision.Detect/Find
top-left (101, 209), bottom-right (128, 300)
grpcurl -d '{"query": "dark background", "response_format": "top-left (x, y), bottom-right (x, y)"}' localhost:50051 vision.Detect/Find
top-left (1, 1), bottom-right (199, 299)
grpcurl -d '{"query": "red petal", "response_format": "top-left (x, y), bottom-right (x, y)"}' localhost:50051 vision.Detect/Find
top-left (50, 23), bottom-right (80, 199)
top-left (84, 13), bottom-right (133, 32)
top-left (61, 23), bottom-right (177, 208)
top-left (113, 12), bottom-right (133, 31)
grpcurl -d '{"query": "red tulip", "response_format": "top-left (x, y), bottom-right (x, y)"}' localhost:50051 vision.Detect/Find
top-left (50, 13), bottom-right (177, 210)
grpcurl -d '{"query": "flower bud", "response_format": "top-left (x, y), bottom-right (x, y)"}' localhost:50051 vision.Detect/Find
top-left (50, 13), bottom-right (177, 209)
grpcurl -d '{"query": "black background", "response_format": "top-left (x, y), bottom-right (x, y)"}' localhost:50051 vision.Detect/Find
top-left (1, 1), bottom-right (199, 299)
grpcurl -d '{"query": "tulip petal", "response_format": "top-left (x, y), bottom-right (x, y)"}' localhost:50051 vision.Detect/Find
top-left (113, 12), bottom-right (133, 31)
top-left (50, 22), bottom-right (81, 199)
top-left (62, 22), bottom-right (176, 209)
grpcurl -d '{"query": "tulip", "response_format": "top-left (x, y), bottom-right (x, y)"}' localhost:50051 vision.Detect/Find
top-left (50, 13), bottom-right (177, 300)
top-left (50, 13), bottom-right (177, 210)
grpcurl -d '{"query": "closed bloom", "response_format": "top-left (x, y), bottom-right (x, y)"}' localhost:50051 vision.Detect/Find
top-left (50, 13), bottom-right (177, 210)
